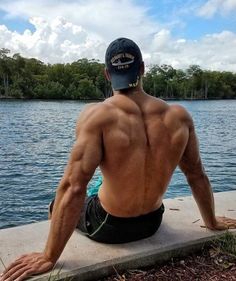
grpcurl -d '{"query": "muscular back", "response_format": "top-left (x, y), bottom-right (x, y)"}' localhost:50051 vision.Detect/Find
top-left (89, 92), bottom-right (190, 217)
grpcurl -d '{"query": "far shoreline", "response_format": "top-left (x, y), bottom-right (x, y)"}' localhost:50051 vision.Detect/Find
top-left (1, 96), bottom-right (236, 102)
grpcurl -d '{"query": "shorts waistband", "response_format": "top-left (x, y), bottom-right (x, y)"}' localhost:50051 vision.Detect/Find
top-left (95, 195), bottom-right (165, 223)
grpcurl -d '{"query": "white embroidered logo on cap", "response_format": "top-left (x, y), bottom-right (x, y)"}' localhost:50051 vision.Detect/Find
top-left (111, 53), bottom-right (135, 69)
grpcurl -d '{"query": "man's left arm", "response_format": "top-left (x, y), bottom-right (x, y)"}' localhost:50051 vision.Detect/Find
top-left (0, 105), bottom-right (103, 281)
top-left (178, 108), bottom-right (236, 230)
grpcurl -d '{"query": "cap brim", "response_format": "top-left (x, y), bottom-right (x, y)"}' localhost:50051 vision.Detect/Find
top-left (110, 72), bottom-right (139, 91)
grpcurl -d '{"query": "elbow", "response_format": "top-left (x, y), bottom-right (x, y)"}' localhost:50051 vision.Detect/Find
top-left (69, 178), bottom-right (87, 196)
top-left (58, 161), bottom-right (93, 197)
top-left (58, 175), bottom-right (87, 197)
top-left (59, 181), bottom-right (86, 206)
top-left (69, 184), bottom-right (87, 198)
top-left (68, 172), bottom-right (90, 195)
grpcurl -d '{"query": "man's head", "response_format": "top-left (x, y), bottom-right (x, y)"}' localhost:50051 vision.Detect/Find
top-left (105, 38), bottom-right (143, 91)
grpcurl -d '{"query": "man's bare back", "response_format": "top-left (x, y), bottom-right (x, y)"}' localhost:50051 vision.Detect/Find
top-left (93, 91), bottom-right (190, 217)
top-left (1, 37), bottom-right (236, 281)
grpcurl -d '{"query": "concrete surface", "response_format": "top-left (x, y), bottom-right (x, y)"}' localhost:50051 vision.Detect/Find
top-left (0, 191), bottom-right (235, 281)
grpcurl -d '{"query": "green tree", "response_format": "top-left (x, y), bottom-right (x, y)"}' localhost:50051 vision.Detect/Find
top-left (186, 65), bottom-right (203, 99)
top-left (77, 78), bottom-right (98, 99)
top-left (34, 81), bottom-right (65, 99)
top-left (0, 48), bottom-right (12, 96)
top-left (1, 49), bottom-right (235, 100)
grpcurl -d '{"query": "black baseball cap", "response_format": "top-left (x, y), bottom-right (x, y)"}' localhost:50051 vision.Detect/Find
top-left (105, 38), bottom-right (143, 91)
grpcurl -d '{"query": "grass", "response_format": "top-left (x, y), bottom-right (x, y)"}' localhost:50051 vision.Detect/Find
top-left (213, 231), bottom-right (236, 257)
top-left (101, 231), bottom-right (236, 281)
top-left (47, 263), bottom-right (64, 281)
top-left (0, 257), bottom-right (6, 270)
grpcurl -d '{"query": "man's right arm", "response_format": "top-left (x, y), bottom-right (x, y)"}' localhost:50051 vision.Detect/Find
top-left (179, 109), bottom-right (236, 230)
top-left (0, 104), bottom-right (105, 281)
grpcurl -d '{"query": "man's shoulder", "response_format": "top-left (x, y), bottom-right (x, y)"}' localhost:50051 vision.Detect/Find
top-left (147, 98), bottom-right (190, 120)
top-left (167, 104), bottom-right (192, 123)
top-left (77, 101), bottom-right (114, 129)
top-left (80, 102), bottom-right (109, 116)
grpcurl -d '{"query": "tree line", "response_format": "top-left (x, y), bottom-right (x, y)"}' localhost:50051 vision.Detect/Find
top-left (1, 48), bottom-right (236, 100)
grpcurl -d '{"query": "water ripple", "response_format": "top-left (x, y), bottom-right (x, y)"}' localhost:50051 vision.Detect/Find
top-left (0, 100), bottom-right (236, 229)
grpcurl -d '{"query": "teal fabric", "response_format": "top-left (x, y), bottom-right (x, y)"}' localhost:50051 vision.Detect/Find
top-left (87, 176), bottom-right (103, 197)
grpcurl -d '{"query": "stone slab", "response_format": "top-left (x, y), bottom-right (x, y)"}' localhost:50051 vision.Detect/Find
top-left (0, 191), bottom-right (235, 281)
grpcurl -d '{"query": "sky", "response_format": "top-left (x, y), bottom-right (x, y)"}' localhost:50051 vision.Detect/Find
top-left (0, 0), bottom-right (236, 71)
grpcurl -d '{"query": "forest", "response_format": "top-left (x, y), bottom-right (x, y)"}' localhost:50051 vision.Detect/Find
top-left (1, 48), bottom-right (236, 100)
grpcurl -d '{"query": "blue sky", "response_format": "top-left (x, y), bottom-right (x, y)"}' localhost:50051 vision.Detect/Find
top-left (1, 0), bottom-right (235, 38)
top-left (0, 0), bottom-right (236, 70)
top-left (145, 0), bottom-right (236, 39)
top-left (0, 10), bottom-right (35, 33)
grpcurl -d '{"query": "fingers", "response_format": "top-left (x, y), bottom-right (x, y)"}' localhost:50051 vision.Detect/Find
top-left (1, 263), bottom-right (28, 280)
top-left (215, 216), bottom-right (236, 230)
top-left (217, 217), bottom-right (236, 228)
top-left (217, 216), bottom-right (236, 222)
top-left (201, 216), bottom-right (236, 230)
top-left (228, 225), bottom-right (236, 229)
top-left (3, 266), bottom-right (32, 281)
top-left (225, 221), bottom-right (236, 228)
top-left (2, 260), bottom-right (23, 276)
top-left (0, 253), bottom-right (54, 281)
top-left (14, 269), bottom-right (35, 281)
top-left (1, 254), bottom-right (33, 277)
top-left (1, 263), bottom-right (27, 281)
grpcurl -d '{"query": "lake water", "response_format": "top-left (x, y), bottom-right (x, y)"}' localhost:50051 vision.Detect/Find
top-left (0, 100), bottom-right (236, 229)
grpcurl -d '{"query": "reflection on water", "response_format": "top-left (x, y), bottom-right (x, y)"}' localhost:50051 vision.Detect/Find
top-left (0, 100), bottom-right (235, 229)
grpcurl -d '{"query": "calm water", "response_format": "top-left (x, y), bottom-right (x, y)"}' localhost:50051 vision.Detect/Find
top-left (0, 100), bottom-right (236, 229)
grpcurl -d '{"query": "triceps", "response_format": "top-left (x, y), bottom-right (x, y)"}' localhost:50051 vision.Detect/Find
top-left (67, 134), bottom-right (103, 191)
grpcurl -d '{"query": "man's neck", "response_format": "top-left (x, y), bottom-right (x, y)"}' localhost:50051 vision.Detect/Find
top-left (113, 84), bottom-right (145, 97)
top-left (112, 86), bottom-right (150, 107)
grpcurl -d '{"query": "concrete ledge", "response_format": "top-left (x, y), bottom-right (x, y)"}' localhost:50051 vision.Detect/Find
top-left (0, 191), bottom-right (236, 281)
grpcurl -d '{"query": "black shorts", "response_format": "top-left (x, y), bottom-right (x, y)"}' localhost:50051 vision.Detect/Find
top-left (77, 195), bottom-right (165, 244)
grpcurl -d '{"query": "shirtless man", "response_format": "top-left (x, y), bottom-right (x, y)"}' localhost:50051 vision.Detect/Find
top-left (1, 37), bottom-right (236, 281)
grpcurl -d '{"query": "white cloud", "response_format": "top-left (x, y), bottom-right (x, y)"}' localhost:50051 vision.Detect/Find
top-left (147, 30), bottom-right (236, 72)
top-left (0, 17), bottom-right (103, 63)
top-left (0, 1), bottom-right (236, 71)
top-left (198, 0), bottom-right (236, 18)
top-left (0, 0), bottom-right (158, 43)
top-left (0, 0), bottom-right (160, 62)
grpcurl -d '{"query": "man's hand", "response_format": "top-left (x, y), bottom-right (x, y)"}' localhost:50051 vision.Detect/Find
top-left (0, 253), bottom-right (54, 281)
top-left (206, 216), bottom-right (236, 230)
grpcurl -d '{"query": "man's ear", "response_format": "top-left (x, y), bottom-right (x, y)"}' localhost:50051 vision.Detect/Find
top-left (140, 61), bottom-right (145, 76)
top-left (104, 68), bottom-right (111, 81)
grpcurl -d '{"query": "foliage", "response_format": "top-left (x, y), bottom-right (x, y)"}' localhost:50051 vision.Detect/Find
top-left (143, 64), bottom-right (236, 99)
top-left (212, 231), bottom-right (236, 256)
top-left (0, 48), bottom-right (236, 99)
